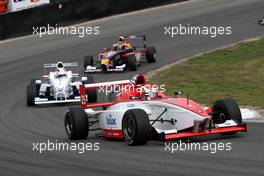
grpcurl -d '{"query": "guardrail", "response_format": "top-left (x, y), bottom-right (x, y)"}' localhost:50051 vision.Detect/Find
top-left (0, 0), bottom-right (184, 40)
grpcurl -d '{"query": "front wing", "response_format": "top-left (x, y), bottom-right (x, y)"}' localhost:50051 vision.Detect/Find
top-left (84, 65), bottom-right (126, 73)
top-left (34, 97), bottom-right (80, 105)
top-left (161, 123), bottom-right (247, 140)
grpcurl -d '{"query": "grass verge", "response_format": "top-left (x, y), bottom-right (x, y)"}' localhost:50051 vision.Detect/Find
top-left (149, 37), bottom-right (264, 108)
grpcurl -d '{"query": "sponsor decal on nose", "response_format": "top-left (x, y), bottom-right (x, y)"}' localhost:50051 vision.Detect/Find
top-left (106, 114), bottom-right (117, 126)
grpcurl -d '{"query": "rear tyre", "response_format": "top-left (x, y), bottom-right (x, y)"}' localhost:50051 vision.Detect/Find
top-left (122, 109), bottom-right (150, 145)
top-left (127, 54), bottom-right (137, 71)
top-left (146, 47), bottom-right (157, 63)
top-left (84, 56), bottom-right (94, 69)
top-left (64, 107), bottom-right (89, 140)
top-left (84, 75), bottom-right (97, 103)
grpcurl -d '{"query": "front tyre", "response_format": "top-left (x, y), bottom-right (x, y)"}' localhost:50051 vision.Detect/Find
top-left (65, 107), bottom-right (89, 140)
top-left (212, 98), bottom-right (242, 124)
top-left (26, 82), bottom-right (37, 106)
top-left (122, 109), bottom-right (150, 145)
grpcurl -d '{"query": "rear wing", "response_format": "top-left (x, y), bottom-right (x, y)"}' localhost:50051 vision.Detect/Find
top-left (80, 80), bottom-right (131, 109)
top-left (43, 62), bottom-right (79, 79)
top-left (43, 62), bottom-right (79, 68)
top-left (123, 34), bottom-right (146, 49)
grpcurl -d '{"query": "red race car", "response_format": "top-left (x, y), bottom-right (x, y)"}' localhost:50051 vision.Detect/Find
top-left (84, 35), bottom-right (157, 73)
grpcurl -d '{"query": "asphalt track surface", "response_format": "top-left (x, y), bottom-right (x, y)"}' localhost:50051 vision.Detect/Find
top-left (0, 0), bottom-right (264, 175)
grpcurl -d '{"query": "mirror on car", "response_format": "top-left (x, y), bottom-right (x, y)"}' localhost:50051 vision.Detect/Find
top-left (130, 96), bottom-right (140, 100)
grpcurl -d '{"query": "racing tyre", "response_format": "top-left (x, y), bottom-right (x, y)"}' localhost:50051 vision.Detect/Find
top-left (84, 56), bottom-right (94, 69)
top-left (122, 109), bottom-right (150, 145)
top-left (26, 82), bottom-right (38, 106)
top-left (30, 79), bottom-right (37, 85)
top-left (30, 79), bottom-right (41, 92)
top-left (146, 47), bottom-right (157, 63)
top-left (84, 75), bottom-right (97, 103)
top-left (212, 99), bottom-right (242, 134)
top-left (127, 54), bottom-right (137, 71)
top-left (65, 107), bottom-right (89, 140)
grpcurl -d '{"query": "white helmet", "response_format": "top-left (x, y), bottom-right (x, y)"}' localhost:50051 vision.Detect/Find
top-left (119, 36), bottom-right (125, 42)
top-left (56, 62), bottom-right (65, 72)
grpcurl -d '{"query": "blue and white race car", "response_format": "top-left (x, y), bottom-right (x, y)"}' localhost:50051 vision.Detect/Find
top-left (26, 62), bottom-right (96, 106)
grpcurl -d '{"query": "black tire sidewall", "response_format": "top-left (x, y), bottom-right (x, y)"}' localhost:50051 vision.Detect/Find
top-left (64, 107), bottom-right (89, 140)
top-left (146, 47), bottom-right (157, 63)
top-left (26, 83), bottom-right (37, 106)
top-left (127, 54), bottom-right (137, 71)
top-left (212, 98), bottom-right (242, 124)
top-left (122, 109), bottom-right (150, 145)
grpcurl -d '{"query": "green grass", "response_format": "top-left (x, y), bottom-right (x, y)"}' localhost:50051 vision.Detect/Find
top-left (149, 38), bottom-right (264, 108)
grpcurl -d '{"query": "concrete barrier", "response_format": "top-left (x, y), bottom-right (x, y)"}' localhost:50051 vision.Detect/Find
top-left (0, 0), bottom-right (185, 40)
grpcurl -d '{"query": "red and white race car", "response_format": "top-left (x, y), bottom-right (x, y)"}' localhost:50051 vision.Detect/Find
top-left (64, 75), bottom-right (247, 145)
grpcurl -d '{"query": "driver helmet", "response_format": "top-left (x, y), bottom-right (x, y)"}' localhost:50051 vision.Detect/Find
top-left (119, 36), bottom-right (125, 42)
top-left (56, 62), bottom-right (65, 72)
